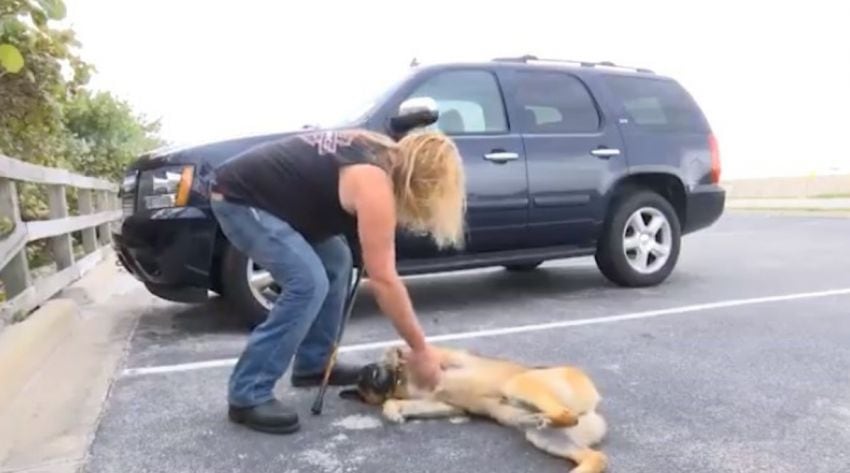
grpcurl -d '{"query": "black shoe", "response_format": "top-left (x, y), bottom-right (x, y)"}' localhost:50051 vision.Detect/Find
top-left (291, 362), bottom-right (364, 387)
top-left (228, 399), bottom-right (300, 434)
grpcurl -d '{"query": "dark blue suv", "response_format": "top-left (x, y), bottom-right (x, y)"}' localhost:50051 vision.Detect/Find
top-left (114, 56), bottom-right (725, 326)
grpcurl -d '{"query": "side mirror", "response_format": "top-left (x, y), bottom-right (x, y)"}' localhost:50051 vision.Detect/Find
top-left (390, 97), bottom-right (439, 135)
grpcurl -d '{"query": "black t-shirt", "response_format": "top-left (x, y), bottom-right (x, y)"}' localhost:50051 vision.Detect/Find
top-left (212, 130), bottom-right (381, 243)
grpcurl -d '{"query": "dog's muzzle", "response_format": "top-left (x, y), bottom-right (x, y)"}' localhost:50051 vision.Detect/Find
top-left (339, 362), bottom-right (398, 402)
top-left (359, 363), bottom-right (397, 394)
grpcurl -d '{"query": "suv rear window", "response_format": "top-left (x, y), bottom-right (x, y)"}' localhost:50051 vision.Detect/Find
top-left (605, 76), bottom-right (707, 133)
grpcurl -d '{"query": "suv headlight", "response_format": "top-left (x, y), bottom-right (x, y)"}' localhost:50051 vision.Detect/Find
top-left (137, 165), bottom-right (194, 210)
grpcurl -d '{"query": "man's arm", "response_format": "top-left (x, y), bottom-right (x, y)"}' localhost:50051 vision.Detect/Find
top-left (342, 165), bottom-right (427, 351)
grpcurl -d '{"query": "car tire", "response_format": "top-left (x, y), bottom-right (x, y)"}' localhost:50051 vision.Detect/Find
top-left (220, 243), bottom-right (274, 328)
top-left (595, 189), bottom-right (681, 287)
top-left (504, 261), bottom-right (543, 272)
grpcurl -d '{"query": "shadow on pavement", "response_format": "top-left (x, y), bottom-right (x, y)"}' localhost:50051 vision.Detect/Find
top-left (138, 265), bottom-right (611, 338)
top-left (366, 264), bottom-right (612, 314)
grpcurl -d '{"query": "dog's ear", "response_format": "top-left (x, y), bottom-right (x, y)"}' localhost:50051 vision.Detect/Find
top-left (383, 346), bottom-right (406, 366)
top-left (394, 347), bottom-right (407, 364)
top-left (339, 388), bottom-right (365, 402)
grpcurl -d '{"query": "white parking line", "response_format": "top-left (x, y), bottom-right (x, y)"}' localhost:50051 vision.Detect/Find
top-left (121, 287), bottom-right (850, 378)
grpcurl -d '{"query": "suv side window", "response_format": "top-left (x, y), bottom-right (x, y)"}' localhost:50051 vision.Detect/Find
top-left (407, 70), bottom-right (508, 135)
top-left (514, 71), bottom-right (601, 134)
top-left (604, 76), bottom-right (708, 132)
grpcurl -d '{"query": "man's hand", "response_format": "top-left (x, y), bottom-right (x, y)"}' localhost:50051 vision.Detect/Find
top-left (404, 344), bottom-right (442, 390)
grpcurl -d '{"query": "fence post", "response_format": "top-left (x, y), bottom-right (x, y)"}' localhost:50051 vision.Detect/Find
top-left (77, 189), bottom-right (98, 253)
top-left (47, 185), bottom-right (74, 269)
top-left (109, 191), bottom-right (119, 236)
top-left (95, 190), bottom-right (111, 246)
top-left (0, 179), bottom-right (31, 298)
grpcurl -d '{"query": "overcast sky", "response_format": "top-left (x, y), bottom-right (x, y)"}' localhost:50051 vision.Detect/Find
top-left (65, 0), bottom-right (849, 178)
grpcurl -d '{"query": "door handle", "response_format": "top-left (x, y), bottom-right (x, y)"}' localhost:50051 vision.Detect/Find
top-left (591, 148), bottom-right (621, 158)
top-left (483, 151), bottom-right (519, 163)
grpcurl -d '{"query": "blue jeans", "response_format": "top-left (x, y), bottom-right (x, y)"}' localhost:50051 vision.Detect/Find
top-left (210, 197), bottom-right (353, 408)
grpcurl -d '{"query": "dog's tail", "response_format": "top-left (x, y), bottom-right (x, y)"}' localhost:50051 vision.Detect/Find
top-left (566, 412), bottom-right (608, 472)
top-left (568, 410), bottom-right (607, 447)
top-left (569, 449), bottom-right (608, 473)
top-left (525, 426), bottom-right (608, 473)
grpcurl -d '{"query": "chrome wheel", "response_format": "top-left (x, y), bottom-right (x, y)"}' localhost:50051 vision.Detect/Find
top-left (246, 259), bottom-right (279, 310)
top-left (622, 207), bottom-right (672, 274)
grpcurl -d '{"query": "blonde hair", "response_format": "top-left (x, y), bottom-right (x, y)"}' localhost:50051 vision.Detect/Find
top-left (349, 129), bottom-right (467, 249)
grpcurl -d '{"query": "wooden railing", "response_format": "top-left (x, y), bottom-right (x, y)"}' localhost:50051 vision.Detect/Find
top-left (0, 154), bottom-right (120, 323)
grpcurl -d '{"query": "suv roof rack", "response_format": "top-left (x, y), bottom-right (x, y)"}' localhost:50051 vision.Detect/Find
top-left (492, 55), bottom-right (654, 73)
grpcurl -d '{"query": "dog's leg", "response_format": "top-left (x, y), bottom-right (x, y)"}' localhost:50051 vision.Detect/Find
top-left (500, 373), bottom-right (579, 428)
top-left (525, 428), bottom-right (608, 473)
top-left (469, 397), bottom-right (549, 429)
top-left (382, 399), bottom-right (464, 424)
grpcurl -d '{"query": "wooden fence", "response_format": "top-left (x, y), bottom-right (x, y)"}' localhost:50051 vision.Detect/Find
top-left (0, 154), bottom-right (121, 323)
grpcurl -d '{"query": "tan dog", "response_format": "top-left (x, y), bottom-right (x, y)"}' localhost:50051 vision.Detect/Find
top-left (346, 346), bottom-right (608, 473)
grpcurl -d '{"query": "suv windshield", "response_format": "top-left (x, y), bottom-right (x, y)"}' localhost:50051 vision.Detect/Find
top-left (323, 68), bottom-right (414, 128)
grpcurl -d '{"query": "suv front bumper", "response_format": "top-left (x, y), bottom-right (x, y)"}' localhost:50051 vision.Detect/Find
top-left (113, 206), bottom-right (218, 302)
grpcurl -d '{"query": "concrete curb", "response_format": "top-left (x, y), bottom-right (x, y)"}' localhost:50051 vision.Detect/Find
top-left (722, 174), bottom-right (850, 199)
top-left (0, 254), bottom-right (141, 473)
top-left (727, 208), bottom-right (850, 219)
top-left (726, 199), bottom-right (850, 218)
top-left (0, 252), bottom-right (119, 411)
top-left (726, 198), bottom-right (850, 211)
top-left (0, 298), bottom-right (80, 410)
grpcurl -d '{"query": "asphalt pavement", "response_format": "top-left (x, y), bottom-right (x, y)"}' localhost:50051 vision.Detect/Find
top-left (83, 213), bottom-right (850, 473)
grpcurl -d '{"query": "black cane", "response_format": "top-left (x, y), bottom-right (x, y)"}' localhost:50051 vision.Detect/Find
top-left (310, 267), bottom-right (365, 415)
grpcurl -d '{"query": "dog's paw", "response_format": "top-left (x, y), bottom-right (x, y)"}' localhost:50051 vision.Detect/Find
top-left (533, 414), bottom-right (552, 429)
top-left (382, 401), bottom-right (405, 424)
top-left (515, 412), bottom-right (551, 429)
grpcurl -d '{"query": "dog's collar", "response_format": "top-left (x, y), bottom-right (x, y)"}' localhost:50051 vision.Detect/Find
top-left (379, 362), bottom-right (407, 399)
top-left (392, 363), bottom-right (406, 392)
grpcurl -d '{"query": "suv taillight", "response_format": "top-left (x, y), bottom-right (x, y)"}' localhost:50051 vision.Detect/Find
top-left (709, 133), bottom-right (721, 183)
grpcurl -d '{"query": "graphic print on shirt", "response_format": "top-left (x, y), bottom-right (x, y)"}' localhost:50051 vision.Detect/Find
top-left (298, 130), bottom-right (355, 156)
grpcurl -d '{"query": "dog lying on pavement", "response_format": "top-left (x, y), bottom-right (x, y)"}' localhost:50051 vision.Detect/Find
top-left (341, 346), bottom-right (608, 473)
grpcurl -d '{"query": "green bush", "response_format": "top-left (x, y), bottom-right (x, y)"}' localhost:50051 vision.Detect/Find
top-left (1, 0), bottom-right (163, 268)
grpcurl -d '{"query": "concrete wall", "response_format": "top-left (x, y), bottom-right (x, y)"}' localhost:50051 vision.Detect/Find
top-left (722, 174), bottom-right (850, 199)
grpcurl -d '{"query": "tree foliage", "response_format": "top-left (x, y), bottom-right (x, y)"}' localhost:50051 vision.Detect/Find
top-left (1, 0), bottom-right (163, 267)
top-left (1, 0), bottom-right (162, 183)
top-left (65, 90), bottom-right (163, 181)
top-left (1, 0), bottom-right (91, 169)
